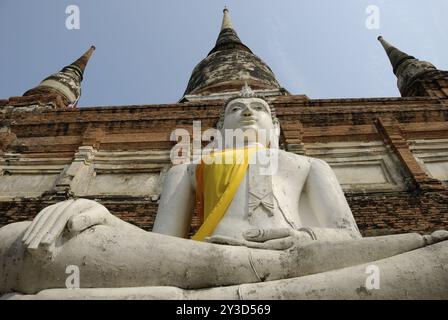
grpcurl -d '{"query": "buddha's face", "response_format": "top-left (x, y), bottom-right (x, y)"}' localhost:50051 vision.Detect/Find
top-left (221, 98), bottom-right (279, 147)
top-left (223, 97), bottom-right (274, 131)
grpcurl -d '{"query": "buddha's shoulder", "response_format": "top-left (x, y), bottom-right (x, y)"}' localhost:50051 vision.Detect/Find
top-left (165, 163), bottom-right (196, 177)
top-left (164, 163), bottom-right (198, 189)
top-left (277, 149), bottom-right (326, 166)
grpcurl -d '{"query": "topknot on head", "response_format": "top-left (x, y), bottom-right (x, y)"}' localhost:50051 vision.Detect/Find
top-left (239, 82), bottom-right (256, 98)
top-left (216, 84), bottom-right (278, 130)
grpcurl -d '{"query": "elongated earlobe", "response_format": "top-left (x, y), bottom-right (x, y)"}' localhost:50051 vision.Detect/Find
top-left (269, 122), bottom-right (280, 149)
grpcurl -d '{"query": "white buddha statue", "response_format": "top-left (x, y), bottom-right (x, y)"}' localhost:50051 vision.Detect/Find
top-left (0, 86), bottom-right (447, 299)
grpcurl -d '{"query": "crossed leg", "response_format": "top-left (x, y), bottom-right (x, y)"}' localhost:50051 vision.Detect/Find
top-left (0, 220), bottom-right (442, 295)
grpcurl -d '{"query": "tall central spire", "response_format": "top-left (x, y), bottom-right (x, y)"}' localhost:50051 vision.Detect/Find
top-left (208, 7), bottom-right (252, 56)
top-left (221, 7), bottom-right (233, 30)
top-left (183, 8), bottom-right (283, 100)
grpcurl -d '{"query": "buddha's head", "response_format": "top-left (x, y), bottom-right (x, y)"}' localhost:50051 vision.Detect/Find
top-left (216, 85), bottom-right (280, 148)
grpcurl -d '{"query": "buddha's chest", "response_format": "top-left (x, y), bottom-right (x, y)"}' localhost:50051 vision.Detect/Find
top-left (216, 152), bottom-right (310, 234)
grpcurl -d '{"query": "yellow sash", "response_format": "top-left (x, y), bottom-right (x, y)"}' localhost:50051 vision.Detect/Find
top-left (191, 146), bottom-right (260, 241)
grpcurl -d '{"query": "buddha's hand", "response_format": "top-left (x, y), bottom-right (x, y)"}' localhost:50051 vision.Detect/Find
top-left (22, 199), bottom-right (115, 256)
top-left (423, 230), bottom-right (448, 245)
top-left (206, 228), bottom-right (313, 250)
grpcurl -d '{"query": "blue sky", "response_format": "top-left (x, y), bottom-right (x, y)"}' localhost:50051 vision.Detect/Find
top-left (1, 0), bottom-right (448, 107)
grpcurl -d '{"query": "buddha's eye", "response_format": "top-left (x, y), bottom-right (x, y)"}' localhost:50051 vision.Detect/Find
top-left (253, 104), bottom-right (264, 111)
top-left (232, 107), bottom-right (241, 112)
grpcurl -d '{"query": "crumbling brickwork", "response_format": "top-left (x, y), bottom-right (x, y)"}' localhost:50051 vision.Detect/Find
top-left (0, 94), bottom-right (447, 236)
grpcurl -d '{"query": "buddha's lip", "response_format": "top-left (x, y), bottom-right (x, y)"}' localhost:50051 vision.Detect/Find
top-left (239, 118), bottom-right (257, 124)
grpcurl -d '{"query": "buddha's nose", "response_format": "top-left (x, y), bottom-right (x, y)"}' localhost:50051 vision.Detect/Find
top-left (243, 107), bottom-right (253, 116)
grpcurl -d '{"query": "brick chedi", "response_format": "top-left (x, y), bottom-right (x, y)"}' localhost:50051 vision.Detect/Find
top-left (182, 8), bottom-right (287, 102)
top-left (0, 9), bottom-right (447, 237)
top-left (378, 36), bottom-right (448, 98)
top-left (23, 45), bottom-right (96, 108)
top-left (21, 45), bottom-right (95, 109)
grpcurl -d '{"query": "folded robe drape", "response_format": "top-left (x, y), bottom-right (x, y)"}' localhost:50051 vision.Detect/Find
top-left (192, 147), bottom-right (261, 241)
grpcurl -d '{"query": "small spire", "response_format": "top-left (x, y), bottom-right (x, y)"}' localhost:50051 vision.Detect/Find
top-left (378, 36), bottom-right (437, 96)
top-left (221, 6), bottom-right (233, 31)
top-left (23, 45), bottom-right (96, 107)
top-left (70, 45), bottom-right (96, 76)
top-left (378, 36), bottom-right (415, 74)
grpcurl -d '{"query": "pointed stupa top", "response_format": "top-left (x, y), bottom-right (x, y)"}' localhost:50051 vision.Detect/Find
top-left (70, 45), bottom-right (96, 79)
top-left (221, 7), bottom-right (233, 30)
top-left (208, 7), bottom-right (252, 55)
top-left (183, 8), bottom-right (281, 98)
top-left (378, 36), bottom-right (437, 96)
top-left (378, 36), bottom-right (415, 74)
top-left (23, 45), bottom-right (96, 107)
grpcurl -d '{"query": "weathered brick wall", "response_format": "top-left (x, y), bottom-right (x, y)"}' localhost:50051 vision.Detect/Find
top-left (0, 199), bottom-right (161, 232)
top-left (1, 94), bottom-right (447, 236)
top-left (348, 190), bottom-right (448, 236)
top-left (1, 190), bottom-right (446, 237)
top-left (0, 198), bottom-right (201, 235)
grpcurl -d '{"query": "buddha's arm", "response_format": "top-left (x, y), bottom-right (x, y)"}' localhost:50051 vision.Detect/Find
top-left (152, 164), bottom-right (195, 238)
top-left (304, 158), bottom-right (362, 241)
